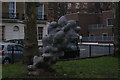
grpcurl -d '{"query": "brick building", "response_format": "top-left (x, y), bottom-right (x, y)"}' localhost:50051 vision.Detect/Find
top-left (47, 2), bottom-right (66, 22)
top-left (47, 2), bottom-right (112, 22)
top-left (46, 2), bottom-right (113, 42)
top-left (1, 2), bottom-right (113, 43)
top-left (65, 10), bottom-right (113, 42)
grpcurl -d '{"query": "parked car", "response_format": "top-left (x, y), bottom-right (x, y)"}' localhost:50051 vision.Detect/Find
top-left (0, 42), bottom-right (23, 64)
top-left (6, 39), bottom-right (24, 46)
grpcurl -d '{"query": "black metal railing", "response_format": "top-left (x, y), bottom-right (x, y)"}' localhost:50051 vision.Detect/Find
top-left (88, 24), bottom-right (113, 29)
top-left (21, 14), bottom-right (47, 20)
top-left (82, 36), bottom-right (114, 41)
top-left (37, 15), bottom-right (47, 20)
top-left (2, 13), bottom-right (47, 20)
top-left (2, 13), bottom-right (20, 19)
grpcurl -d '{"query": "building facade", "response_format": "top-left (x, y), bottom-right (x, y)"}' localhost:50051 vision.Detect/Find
top-left (47, 2), bottom-right (113, 22)
top-left (1, 2), bottom-right (48, 45)
top-left (47, 2), bottom-right (66, 22)
top-left (1, 2), bottom-right (113, 43)
top-left (65, 10), bottom-right (113, 42)
top-left (88, 10), bottom-right (113, 42)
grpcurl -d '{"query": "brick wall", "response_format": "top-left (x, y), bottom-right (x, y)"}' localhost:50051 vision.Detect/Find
top-left (65, 10), bottom-right (113, 38)
top-left (102, 10), bottom-right (113, 27)
top-left (65, 13), bottom-right (101, 36)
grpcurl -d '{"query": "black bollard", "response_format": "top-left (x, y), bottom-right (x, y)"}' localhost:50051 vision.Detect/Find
top-left (89, 45), bottom-right (91, 57)
top-left (12, 47), bottom-right (14, 64)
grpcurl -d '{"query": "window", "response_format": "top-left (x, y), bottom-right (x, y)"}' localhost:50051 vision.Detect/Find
top-left (13, 26), bottom-right (19, 31)
top-left (89, 34), bottom-right (94, 41)
top-left (38, 4), bottom-right (44, 20)
top-left (16, 45), bottom-right (23, 51)
top-left (102, 33), bottom-right (108, 36)
top-left (107, 18), bottom-right (113, 26)
top-left (83, 3), bottom-right (88, 9)
top-left (7, 45), bottom-right (13, 51)
top-left (67, 3), bottom-right (72, 9)
top-left (9, 2), bottom-right (16, 18)
top-left (38, 27), bottom-right (43, 40)
top-left (76, 3), bottom-right (80, 9)
top-left (57, 3), bottom-right (60, 7)
top-left (102, 33), bottom-right (108, 41)
top-left (89, 34), bottom-right (94, 37)
top-left (0, 45), bottom-right (4, 50)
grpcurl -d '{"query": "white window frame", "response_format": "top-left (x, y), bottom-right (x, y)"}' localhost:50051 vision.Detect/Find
top-left (37, 27), bottom-right (43, 40)
top-left (76, 3), bottom-right (80, 9)
top-left (9, 2), bottom-right (16, 18)
top-left (89, 34), bottom-right (95, 41)
top-left (89, 34), bottom-right (94, 37)
top-left (83, 3), bottom-right (88, 9)
top-left (67, 3), bottom-right (72, 9)
top-left (102, 33), bottom-right (108, 41)
top-left (38, 4), bottom-right (44, 20)
top-left (13, 26), bottom-right (19, 31)
top-left (102, 33), bottom-right (108, 36)
top-left (106, 18), bottom-right (113, 26)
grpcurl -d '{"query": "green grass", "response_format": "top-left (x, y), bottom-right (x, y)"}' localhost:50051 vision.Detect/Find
top-left (0, 65), bottom-right (2, 79)
top-left (2, 56), bottom-right (119, 79)
top-left (53, 57), bottom-right (119, 78)
top-left (2, 62), bottom-right (28, 78)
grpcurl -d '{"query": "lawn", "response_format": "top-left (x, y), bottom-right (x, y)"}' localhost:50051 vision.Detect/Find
top-left (2, 56), bottom-right (119, 79)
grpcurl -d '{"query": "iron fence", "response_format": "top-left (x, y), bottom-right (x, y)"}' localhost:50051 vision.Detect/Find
top-left (79, 44), bottom-right (114, 58)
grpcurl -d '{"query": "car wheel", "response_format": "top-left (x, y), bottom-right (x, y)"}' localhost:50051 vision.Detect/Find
top-left (3, 59), bottom-right (10, 64)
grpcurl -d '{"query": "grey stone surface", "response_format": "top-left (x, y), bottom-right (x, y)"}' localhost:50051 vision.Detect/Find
top-left (28, 16), bottom-right (80, 76)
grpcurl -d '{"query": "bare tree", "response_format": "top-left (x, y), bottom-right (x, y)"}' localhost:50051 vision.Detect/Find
top-left (23, 2), bottom-right (39, 65)
top-left (113, 2), bottom-right (120, 58)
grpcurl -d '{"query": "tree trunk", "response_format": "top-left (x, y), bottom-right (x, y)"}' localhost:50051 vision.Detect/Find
top-left (23, 2), bottom-right (39, 65)
top-left (113, 2), bottom-right (120, 58)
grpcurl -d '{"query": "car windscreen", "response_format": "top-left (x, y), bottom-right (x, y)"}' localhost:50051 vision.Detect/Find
top-left (0, 45), bottom-right (4, 50)
top-left (6, 40), bottom-right (24, 45)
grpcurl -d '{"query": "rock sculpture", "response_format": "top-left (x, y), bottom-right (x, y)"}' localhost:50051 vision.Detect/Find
top-left (27, 16), bottom-right (80, 76)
